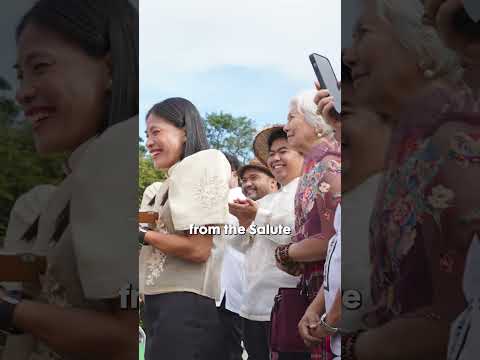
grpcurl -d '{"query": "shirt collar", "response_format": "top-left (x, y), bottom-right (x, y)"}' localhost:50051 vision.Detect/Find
top-left (166, 160), bottom-right (181, 177)
top-left (280, 177), bottom-right (300, 193)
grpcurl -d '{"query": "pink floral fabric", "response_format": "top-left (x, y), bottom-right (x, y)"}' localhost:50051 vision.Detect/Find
top-left (369, 85), bottom-right (480, 325)
top-left (293, 138), bottom-right (341, 359)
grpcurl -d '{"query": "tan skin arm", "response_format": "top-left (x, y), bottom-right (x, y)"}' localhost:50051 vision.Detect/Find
top-left (10, 298), bottom-right (137, 359)
top-left (144, 227), bottom-right (215, 263)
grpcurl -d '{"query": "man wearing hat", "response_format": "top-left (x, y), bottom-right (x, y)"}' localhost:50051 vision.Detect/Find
top-left (229, 125), bottom-right (306, 360)
top-left (236, 158), bottom-right (278, 205)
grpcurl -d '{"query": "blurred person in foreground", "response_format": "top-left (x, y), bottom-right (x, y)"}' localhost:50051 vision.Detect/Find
top-left (303, 63), bottom-right (393, 350)
top-left (340, 0), bottom-right (480, 359)
top-left (423, 1), bottom-right (480, 358)
top-left (1, 0), bottom-right (138, 359)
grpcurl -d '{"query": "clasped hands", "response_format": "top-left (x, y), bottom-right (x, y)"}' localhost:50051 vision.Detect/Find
top-left (298, 308), bottom-right (334, 349)
top-left (228, 198), bottom-right (258, 228)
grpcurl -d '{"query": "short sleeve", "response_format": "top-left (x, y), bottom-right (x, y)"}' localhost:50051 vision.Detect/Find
top-left (71, 117), bottom-right (138, 299)
top-left (140, 181), bottom-right (163, 211)
top-left (169, 149), bottom-right (231, 231)
top-left (4, 185), bottom-right (56, 251)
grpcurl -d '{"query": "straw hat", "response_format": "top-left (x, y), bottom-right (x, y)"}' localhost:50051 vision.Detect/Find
top-left (237, 158), bottom-right (274, 179)
top-left (253, 124), bottom-right (286, 166)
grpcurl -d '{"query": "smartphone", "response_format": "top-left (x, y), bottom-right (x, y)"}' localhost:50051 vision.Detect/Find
top-left (309, 53), bottom-right (341, 114)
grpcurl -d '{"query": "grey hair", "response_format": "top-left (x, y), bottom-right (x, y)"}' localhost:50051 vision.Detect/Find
top-left (374, 0), bottom-right (462, 83)
top-left (288, 89), bottom-right (333, 137)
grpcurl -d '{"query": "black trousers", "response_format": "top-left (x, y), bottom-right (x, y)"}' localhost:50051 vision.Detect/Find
top-left (242, 318), bottom-right (270, 360)
top-left (242, 318), bottom-right (310, 360)
top-left (218, 295), bottom-right (244, 360)
top-left (144, 292), bottom-right (224, 360)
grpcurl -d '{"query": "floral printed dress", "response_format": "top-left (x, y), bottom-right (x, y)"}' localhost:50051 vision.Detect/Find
top-left (368, 86), bottom-right (480, 328)
top-left (293, 138), bottom-right (341, 359)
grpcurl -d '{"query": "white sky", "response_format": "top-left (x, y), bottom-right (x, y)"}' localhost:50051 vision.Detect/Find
top-left (139, 0), bottom-right (342, 136)
top-left (140, 0), bottom-right (341, 89)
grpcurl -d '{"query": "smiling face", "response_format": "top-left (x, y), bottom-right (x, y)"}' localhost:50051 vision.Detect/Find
top-left (15, 23), bottom-right (110, 154)
top-left (266, 137), bottom-right (304, 186)
top-left (283, 110), bottom-right (318, 154)
top-left (240, 168), bottom-right (277, 200)
top-left (342, 82), bottom-right (392, 193)
top-left (343, 0), bottom-right (426, 115)
top-left (146, 114), bottom-right (186, 170)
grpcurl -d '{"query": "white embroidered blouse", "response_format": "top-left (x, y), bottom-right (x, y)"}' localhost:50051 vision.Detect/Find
top-left (139, 149), bottom-right (231, 300)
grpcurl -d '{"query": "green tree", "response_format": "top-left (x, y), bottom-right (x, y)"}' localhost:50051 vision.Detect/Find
top-left (138, 137), bottom-right (165, 204)
top-left (0, 77), bottom-right (65, 242)
top-left (205, 112), bottom-right (256, 163)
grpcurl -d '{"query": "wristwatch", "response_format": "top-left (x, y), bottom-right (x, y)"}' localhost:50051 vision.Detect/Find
top-left (139, 227), bottom-right (148, 244)
top-left (0, 292), bottom-right (23, 334)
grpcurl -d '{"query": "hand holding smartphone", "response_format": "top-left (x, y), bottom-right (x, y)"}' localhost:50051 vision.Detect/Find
top-left (309, 53), bottom-right (341, 114)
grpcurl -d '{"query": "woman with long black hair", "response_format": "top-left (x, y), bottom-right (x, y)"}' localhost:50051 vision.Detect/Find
top-left (139, 98), bottom-right (231, 359)
top-left (1, 1), bottom-right (138, 358)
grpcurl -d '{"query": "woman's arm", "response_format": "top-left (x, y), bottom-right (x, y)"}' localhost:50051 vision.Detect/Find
top-left (288, 234), bottom-right (330, 262)
top-left (289, 166), bottom-right (340, 262)
top-left (326, 290), bottom-right (342, 326)
top-left (13, 300), bottom-right (136, 359)
top-left (144, 229), bottom-right (214, 263)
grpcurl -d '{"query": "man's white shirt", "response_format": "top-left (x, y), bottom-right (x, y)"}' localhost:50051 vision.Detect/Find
top-left (216, 187), bottom-right (246, 313)
top-left (228, 178), bottom-right (300, 321)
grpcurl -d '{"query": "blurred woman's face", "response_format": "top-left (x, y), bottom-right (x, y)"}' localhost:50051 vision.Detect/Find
top-left (146, 115), bottom-right (186, 170)
top-left (343, 0), bottom-right (426, 115)
top-left (283, 109), bottom-right (318, 154)
top-left (15, 23), bottom-right (110, 154)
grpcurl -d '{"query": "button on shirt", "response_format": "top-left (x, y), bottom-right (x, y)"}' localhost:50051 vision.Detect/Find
top-left (228, 178), bottom-right (300, 321)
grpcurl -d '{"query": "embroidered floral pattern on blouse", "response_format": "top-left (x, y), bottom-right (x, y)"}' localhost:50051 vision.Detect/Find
top-left (145, 248), bottom-right (167, 286)
top-left (29, 267), bottom-right (69, 359)
top-left (428, 185), bottom-right (455, 209)
top-left (370, 138), bottom-right (444, 314)
top-left (328, 159), bottom-right (341, 173)
top-left (41, 267), bottom-right (71, 308)
top-left (296, 162), bottom-right (330, 223)
top-left (448, 132), bottom-right (480, 167)
top-left (319, 182), bottom-right (331, 193)
top-left (193, 173), bottom-right (228, 209)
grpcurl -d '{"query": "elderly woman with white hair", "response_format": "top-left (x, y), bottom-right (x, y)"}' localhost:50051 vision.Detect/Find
top-left (338, 0), bottom-right (480, 359)
top-left (275, 89), bottom-right (341, 359)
